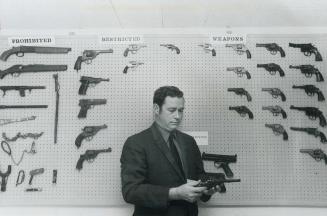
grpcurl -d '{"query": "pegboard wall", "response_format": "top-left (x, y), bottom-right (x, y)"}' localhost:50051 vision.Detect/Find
top-left (0, 31), bottom-right (326, 206)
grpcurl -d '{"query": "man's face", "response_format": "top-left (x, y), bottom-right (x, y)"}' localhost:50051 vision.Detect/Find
top-left (154, 96), bottom-right (185, 131)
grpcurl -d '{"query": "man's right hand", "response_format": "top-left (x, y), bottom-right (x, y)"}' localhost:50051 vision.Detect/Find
top-left (169, 180), bottom-right (207, 203)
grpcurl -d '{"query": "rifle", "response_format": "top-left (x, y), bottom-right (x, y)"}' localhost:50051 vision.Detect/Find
top-left (289, 43), bottom-right (322, 61)
top-left (227, 88), bottom-right (252, 102)
top-left (76, 147), bottom-right (112, 170)
top-left (198, 43), bottom-right (216, 56)
top-left (262, 105), bottom-right (287, 119)
top-left (290, 127), bottom-right (327, 143)
top-left (229, 105), bottom-right (253, 119)
top-left (290, 105), bottom-right (327, 127)
top-left (0, 64), bottom-right (67, 79)
top-left (300, 149), bottom-right (327, 164)
top-left (289, 65), bottom-right (324, 82)
top-left (257, 63), bottom-right (285, 77)
top-left (53, 74), bottom-right (59, 144)
top-left (123, 61), bottom-right (144, 74)
top-left (0, 46), bottom-right (71, 61)
top-left (202, 152), bottom-right (237, 178)
top-left (256, 43), bottom-right (285, 57)
top-left (0, 105), bottom-right (47, 109)
top-left (160, 44), bottom-right (180, 54)
top-left (78, 99), bottom-right (107, 118)
top-left (75, 124), bottom-right (108, 148)
top-left (262, 88), bottom-right (286, 101)
top-left (0, 165), bottom-right (11, 192)
top-left (0, 86), bottom-right (45, 97)
top-left (225, 44), bottom-right (251, 59)
top-left (79, 76), bottom-right (110, 95)
top-left (292, 84), bottom-right (325, 101)
top-left (226, 67), bottom-right (251, 79)
top-left (123, 44), bottom-right (147, 57)
top-left (195, 172), bottom-right (240, 193)
top-left (265, 124), bottom-right (288, 141)
top-left (74, 49), bottom-right (113, 71)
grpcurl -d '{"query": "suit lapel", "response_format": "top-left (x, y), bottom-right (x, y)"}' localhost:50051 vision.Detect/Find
top-left (150, 124), bottom-right (186, 181)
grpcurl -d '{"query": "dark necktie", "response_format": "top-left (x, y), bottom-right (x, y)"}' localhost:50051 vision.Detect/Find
top-left (168, 133), bottom-right (184, 177)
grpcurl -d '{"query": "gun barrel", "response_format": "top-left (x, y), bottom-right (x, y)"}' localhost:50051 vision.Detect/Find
top-left (290, 127), bottom-right (307, 131)
top-left (289, 43), bottom-right (303, 48)
top-left (292, 85), bottom-right (305, 89)
top-left (227, 88), bottom-right (240, 91)
top-left (256, 44), bottom-right (268, 47)
top-left (262, 106), bottom-right (273, 110)
top-left (257, 64), bottom-right (267, 67)
top-left (202, 152), bottom-right (237, 162)
top-left (300, 149), bottom-right (313, 153)
top-left (225, 179), bottom-right (241, 183)
top-left (289, 65), bottom-right (300, 69)
top-left (97, 49), bottom-right (113, 53)
top-left (32, 46), bottom-right (71, 54)
top-left (261, 88), bottom-right (272, 91)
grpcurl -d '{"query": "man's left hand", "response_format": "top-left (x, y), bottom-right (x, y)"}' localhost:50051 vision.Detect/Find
top-left (202, 185), bottom-right (221, 196)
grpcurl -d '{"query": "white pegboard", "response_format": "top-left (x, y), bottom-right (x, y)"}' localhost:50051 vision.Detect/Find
top-left (0, 32), bottom-right (326, 207)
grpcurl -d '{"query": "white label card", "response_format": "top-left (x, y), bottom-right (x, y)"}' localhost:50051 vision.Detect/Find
top-left (8, 36), bottom-right (55, 46)
top-left (99, 35), bottom-right (144, 45)
top-left (183, 131), bottom-right (208, 146)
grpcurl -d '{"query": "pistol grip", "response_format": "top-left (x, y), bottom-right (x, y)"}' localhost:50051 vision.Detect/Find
top-left (76, 157), bottom-right (85, 170)
top-left (279, 48), bottom-right (286, 57)
top-left (211, 49), bottom-right (216, 57)
top-left (283, 131), bottom-right (288, 141)
top-left (315, 52), bottom-right (323, 61)
top-left (78, 107), bottom-right (88, 118)
top-left (246, 50), bottom-right (251, 59)
top-left (248, 111), bottom-right (254, 119)
top-left (245, 72), bottom-right (251, 79)
top-left (221, 163), bottom-right (234, 178)
top-left (281, 110), bottom-right (287, 119)
top-left (246, 94), bottom-right (252, 102)
top-left (317, 92), bottom-right (325, 101)
top-left (74, 56), bottom-right (83, 71)
top-left (123, 66), bottom-right (129, 74)
top-left (316, 72), bottom-right (324, 82)
top-left (281, 93), bottom-right (287, 102)
top-left (123, 49), bottom-right (129, 57)
top-left (319, 115), bottom-right (327, 127)
top-left (279, 69), bottom-right (285, 77)
top-left (75, 133), bottom-right (87, 148)
top-left (78, 83), bottom-right (88, 95)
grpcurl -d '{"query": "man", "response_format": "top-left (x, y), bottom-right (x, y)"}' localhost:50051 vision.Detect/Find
top-left (121, 86), bottom-right (218, 216)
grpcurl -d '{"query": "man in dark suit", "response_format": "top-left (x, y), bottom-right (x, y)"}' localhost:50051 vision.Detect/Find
top-left (121, 86), bottom-right (218, 216)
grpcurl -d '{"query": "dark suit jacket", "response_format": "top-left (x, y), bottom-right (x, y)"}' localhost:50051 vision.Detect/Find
top-left (121, 123), bottom-right (210, 216)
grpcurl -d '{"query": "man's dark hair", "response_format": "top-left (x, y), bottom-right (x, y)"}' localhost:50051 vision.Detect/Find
top-left (153, 86), bottom-right (184, 108)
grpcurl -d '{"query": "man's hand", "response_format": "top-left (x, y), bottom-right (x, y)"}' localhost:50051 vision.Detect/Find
top-left (169, 179), bottom-right (207, 203)
top-left (202, 185), bottom-right (221, 196)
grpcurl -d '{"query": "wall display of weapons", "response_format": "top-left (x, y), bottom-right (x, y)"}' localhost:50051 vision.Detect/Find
top-left (0, 32), bottom-right (326, 206)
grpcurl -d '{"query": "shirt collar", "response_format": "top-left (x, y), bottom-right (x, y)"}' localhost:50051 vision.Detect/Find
top-left (154, 122), bottom-right (176, 143)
